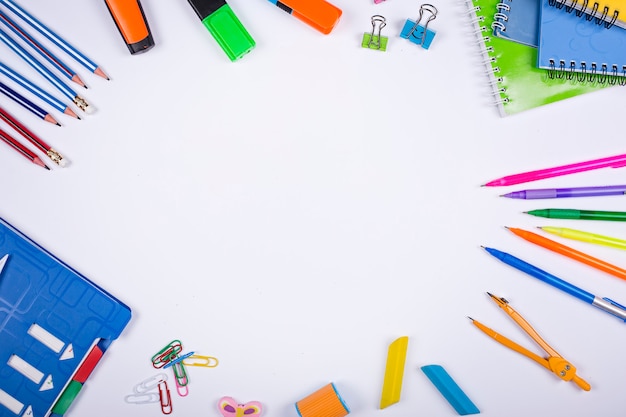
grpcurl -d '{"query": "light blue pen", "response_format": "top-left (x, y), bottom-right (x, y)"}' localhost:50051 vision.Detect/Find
top-left (483, 246), bottom-right (626, 322)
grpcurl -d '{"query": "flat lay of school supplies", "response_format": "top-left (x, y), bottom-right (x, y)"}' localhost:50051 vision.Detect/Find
top-left (3, 1), bottom-right (626, 416)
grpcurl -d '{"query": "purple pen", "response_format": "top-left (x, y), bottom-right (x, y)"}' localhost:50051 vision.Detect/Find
top-left (502, 185), bottom-right (626, 199)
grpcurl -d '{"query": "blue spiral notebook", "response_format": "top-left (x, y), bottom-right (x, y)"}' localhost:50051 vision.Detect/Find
top-left (0, 217), bottom-right (132, 417)
top-left (538, 0), bottom-right (626, 79)
top-left (493, 0), bottom-right (539, 47)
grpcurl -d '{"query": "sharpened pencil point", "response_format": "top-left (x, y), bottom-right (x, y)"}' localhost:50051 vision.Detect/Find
top-left (94, 67), bottom-right (110, 80)
top-left (467, 316), bottom-right (474, 321)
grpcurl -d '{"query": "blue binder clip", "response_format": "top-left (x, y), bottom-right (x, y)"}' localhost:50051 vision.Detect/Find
top-left (400, 4), bottom-right (438, 50)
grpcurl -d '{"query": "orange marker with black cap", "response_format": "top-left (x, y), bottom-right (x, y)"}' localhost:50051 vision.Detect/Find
top-left (267, 0), bottom-right (342, 34)
top-left (104, 0), bottom-right (154, 54)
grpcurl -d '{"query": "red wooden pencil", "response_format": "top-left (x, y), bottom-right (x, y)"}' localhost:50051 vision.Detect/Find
top-left (0, 127), bottom-right (49, 169)
top-left (0, 106), bottom-right (66, 166)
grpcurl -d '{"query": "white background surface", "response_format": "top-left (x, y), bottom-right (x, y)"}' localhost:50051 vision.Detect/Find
top-left (2, 0), bottom-right (626, 416)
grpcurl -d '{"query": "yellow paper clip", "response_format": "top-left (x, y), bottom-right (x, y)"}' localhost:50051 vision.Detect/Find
top-left (182, 354), bottom-right (219, 368)
top-left (469, 293), bottom-right (591, 391)
top-left (379, 336), bottom-right (409, 409)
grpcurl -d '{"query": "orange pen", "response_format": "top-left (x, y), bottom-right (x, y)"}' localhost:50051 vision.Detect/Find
top-left (104, 0), bottom-right (154, 54)
top-left (506, 226), bottom-right (626, 282)
top-left (267, 0), bottom-right (342, 34)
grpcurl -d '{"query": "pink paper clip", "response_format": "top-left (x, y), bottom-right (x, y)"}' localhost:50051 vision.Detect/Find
top-left (175, 374), bottom-right (189, 397)
top-left (158, 380), bottom-right (173, 415)
top-left (374, 0), bottom-right (386, 4)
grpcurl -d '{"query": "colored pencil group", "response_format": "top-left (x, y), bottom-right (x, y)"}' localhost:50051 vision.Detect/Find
top-left (0, 0), bottom-right (110, 169)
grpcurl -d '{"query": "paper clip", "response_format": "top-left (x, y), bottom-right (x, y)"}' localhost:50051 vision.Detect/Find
top-left (400, 4), bottom-right (438, 49)
top-left (362, 15), bottom-right (388, 51)
top-left (182, 354), bottom-right (219, 368)
top-left (124, 392), bottom-right (161, 404)
top-left (374, 0), bottom-right (386, 4)
top-left (172, 361), bottom-right (189, 387)
top-left (134, 373), bottom-right (168, 393)
top-left (158, 380), bottom-right (173, 414)
top-left (152, 340), bottom-right (183, 368)
top-left (174, 374), bottom-right (189, 397)
top-left (162, 351), bottom-right (195, 369)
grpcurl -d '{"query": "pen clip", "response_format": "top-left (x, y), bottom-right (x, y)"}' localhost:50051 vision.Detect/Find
top-left (601, 297), bottom-right (626, 321)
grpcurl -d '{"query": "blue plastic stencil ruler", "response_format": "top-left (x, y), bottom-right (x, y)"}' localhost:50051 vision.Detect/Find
top-left (0, 217), bottom-right (132, 417)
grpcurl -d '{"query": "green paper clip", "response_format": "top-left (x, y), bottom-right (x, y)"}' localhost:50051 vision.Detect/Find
top-left (362, 15), bottom-right (388, 51)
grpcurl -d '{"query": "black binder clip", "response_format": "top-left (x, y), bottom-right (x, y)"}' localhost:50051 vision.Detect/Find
top-left (361, 15), bottom-right (388, 51)
top-left (400, 4), bottom-right (438, 49)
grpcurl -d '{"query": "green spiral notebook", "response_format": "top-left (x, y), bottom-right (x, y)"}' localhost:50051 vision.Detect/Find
top-left (466, 0), bottom-right (612, 116)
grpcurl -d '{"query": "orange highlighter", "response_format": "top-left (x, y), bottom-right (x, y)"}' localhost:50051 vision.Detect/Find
top-left (104, 0), bottom-right (155, 54)
top-left (267, 0), bottom-right (342, 34)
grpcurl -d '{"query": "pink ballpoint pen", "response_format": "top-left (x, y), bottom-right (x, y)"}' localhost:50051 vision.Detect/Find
top-left (483, 153), bottom-right (626, 187)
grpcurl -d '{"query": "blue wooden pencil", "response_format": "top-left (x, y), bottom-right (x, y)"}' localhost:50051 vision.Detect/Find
top-left (0, 61), bottom-right (79, 119)
top-left (0, 0), bottom-right (109, 79)
top-left (0, 80), bottom-right (59, 125)
top-left (0, 10), bottom-right (86, 88)
top-left (0, 27), bottom-right (95, 113)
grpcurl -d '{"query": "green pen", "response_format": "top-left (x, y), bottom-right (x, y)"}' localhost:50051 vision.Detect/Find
top-left (526, 208), bottom-right (626, 222)
top-left (186, 0), bottom-right (255, 61)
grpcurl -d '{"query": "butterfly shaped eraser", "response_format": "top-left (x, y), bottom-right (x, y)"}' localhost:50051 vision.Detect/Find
top-left (218, 397), bottom-right (263, 417)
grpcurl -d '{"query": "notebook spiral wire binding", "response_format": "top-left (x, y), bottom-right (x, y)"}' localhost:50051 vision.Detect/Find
top-left (463, 0), bottom-right (510, 106)
top-left (492, 2), bottom-right (510, 32)
top-left (547, 0), bottom-right (619, 28)
top-left (547, 59), bottom-right (626, 85)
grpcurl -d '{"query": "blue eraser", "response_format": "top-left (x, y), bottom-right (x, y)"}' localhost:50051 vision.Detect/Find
top-left (400, 19), bottom-right (436, 49)
top-left (421, 365), bottom-right (480, 415)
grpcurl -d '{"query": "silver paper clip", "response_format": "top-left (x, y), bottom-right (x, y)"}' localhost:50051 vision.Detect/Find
top-left (134, 373), bottom-right (168, 394)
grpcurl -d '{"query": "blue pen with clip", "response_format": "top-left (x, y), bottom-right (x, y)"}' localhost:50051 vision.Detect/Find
top-left (483, 246), bottom-right (626, 322)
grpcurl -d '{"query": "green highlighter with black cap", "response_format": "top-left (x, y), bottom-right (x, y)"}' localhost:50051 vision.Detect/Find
top-left (186, 0), bottom-right (255, 61)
